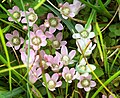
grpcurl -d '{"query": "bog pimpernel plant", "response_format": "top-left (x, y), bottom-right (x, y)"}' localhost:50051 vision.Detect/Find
top-left (0, 0), bottom-right (120, 98)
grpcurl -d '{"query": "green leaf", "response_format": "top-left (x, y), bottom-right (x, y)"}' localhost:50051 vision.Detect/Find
top-left (39, 87), bottom-right (47, 96)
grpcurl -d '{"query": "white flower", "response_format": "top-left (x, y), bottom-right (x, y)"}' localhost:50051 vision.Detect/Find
top-left (76, 58), bottom-right (96, 74)
top-left (72, 24), bottom-right (95, 39)
top-left (76, 39), bottom-right (96, 56)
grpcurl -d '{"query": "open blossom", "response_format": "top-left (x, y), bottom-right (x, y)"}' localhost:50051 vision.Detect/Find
top-left (76, 39), bottom-right (96, 56)
top-left (71, 0), bottom-right (85, 15)
top-left (44, 13), bottom-right (63, 33)
top-left (8, 6), bottom-right (23, 22)
top-left (48, 55), bottom-right (63, 72)
top-left (27, 30), bottom-right (47, 50)
top-left (77, 74), bottom-right (96, 92)
top-left (21, 8), bottom-right (38, 26)
top-left (56, 45), bottom-right (76, 65)
top-left (102, 95), bottom-right (114, 98)
top-left (73, 24), bottom-right (95, 39)
top-left (49, 32), bottom-right (67, 49)
top-left (20, 49), bottom-right (36, 67)
top-left (60, 2), bottom-right (75, 19)
top-left (43, 73), bottom-right (62, 91)
top-left (62, 67), bottom-right (76, 83)
top-left (29, 65), bottom-right (42, 84)
top-left (5, 30), bottom-right (24, 50)
top-left (33, 50), bottom-right (51, 69)
top-left (76, 58), bottom-right (96, 74)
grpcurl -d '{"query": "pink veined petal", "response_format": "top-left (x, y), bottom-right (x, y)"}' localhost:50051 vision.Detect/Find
top-left (13, 30), bottom-right (19, 37)
top-left (13, 6), bottom-right (19, 11)
top-left (69, 50), bottom-right (76, 60)
top-left (36, 68), bottom-right (42, 76)
top-left (56, 81), bottom-right (62, 87)
top-left (15, 45), bottom-right (20, 50)
top-left (62, 15), bottom-right (68, 19)
top-left (80, 58), bottom-right (87, 65)
top-left (36, 30), bottom-right (44, 37)
top-left (33, 45), bottom-right (39, 50)
top-left (21, 18), bottom-right (27, 23)
top-left (6, 42), bottom-right (12, 47)
top-left (57, 23), bottom-right (63, 30)
top-left (45, 73), bottom-right (51, 82)
top-left (90, 81), bottom-right (96, 87)
top-left (63, 67), bottom-right (69, 74)
top-left (51, 73), bottom-right (59, 82)
top-left (8, 17), bottom-right (14, 21)
top-left (56, 32), bottom-right (62, 41)
top-left (70, 68), bottom-right (75, 76)
top-left (77, 82), bottom-right (83, 88)
top-left (75, 24), bottom-right (84, 32)
top-left (61, 45), bottom-right (68, 56)
top-left (29, 22), bottom-right (34, 26)
top-left (5, 34), bottom-right (13, 40)
top-left (45, 31), bottom-right (53, 38)
top-left (47, 13), bottom-right (54, 19)
top-left (109, 95), bottom-right (114, 98)
top-left (28, 8), bottom-right (34, 12)
top-left (49, 27), bottom-right (56, 33)
top-left (33, 24), bottom-right (39, 32)
top-left (86, 24), bottom-right (92, 32)
top-left (40, 50), bottom-right (45, 58)
top-left (86, 75), bottom-right (92, 80)
top-left (102, 95), bottom-right (107, 98)
top-left (40, 40), bottom-right (47, 47)
top-left (61, 41), bottom-right (67, 46)
top-left (63, 2), bottom-right (69, 7)
top-left (20, 37), bottom-right (24, 44)
top-left (84, 87), bottom-right (91, 92)
top-left (30, 31), bottom-right (35, 39)
top-left (69, 12), bottom-right (75, 18)
top-left (88, 32), bottom-right (95, 38)
top-left (8, 9), bottom-right (14, 13)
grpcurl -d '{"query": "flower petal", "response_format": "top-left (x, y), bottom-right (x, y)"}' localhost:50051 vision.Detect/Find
top-left (49, 27), bottom-right (56, 33)
top-left (86, 24), bottom-right (92, 32)
top-left (75, 24), bottom-right (84, 32)
top-left (86, 64), bottom-right (96, 72)
top-left (88, 32), bottom-right (95, 38)
top-left (69, 50), bottom-right (76, 60)
top-left (72, 33), bottom-right (81, 39)
top-left (77, 82), bottom-right (83, 88)
top-left (84, 87), bottom-right (91, 92)
top-left (57, 23), bottom-right (63, 30)
top-left (52, 73), bottom-right (59, 82)
top-left (56, 81), bottom-right (62, 87)
top-left (13, 30), bottom-right (19, 37)
top-left (15, 45), bottom-right (20, 50)
top-left (5, 34), bottom-right (13, 40)
top-left (45, 73), bottom-right (50, 82)
top-left (47, 13), bottom-right (54, 19)
top-left (61, 45), bottom-right (68, 56)
top-left (56, 32), bottom-right (62, 41)
top-left (90, 81), bottom-right (96, 87)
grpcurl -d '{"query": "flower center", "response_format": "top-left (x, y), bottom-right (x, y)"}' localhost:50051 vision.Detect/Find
top-left (61, 7), bottom-right (70, 16)
top-left (42, 60), bottom-right (48, 69)
top-left (81, 79), bottom-right (90, 87)
top-left (52, 64), bottom-right (59, 68)
top-left (80, 30), bottom-right (89, 38)
top-left (52, 40), bottom-right (60, 48)
top-left (32, 36), bottom-right (41, 46)
top-left (65, 73), bottom-right (72, 81)
top-left (13, 11), bottom-right (20, 19)
top-left (48, 80), bottom-right (55, 89)
top-left (12, 36), bottom-right (21, 46)
top-left (49, 18), bottom-right (58, 27)
top-left (62, 55), bottom-right (70, 65)
top-left (28, 12), bottom-right (36, 22)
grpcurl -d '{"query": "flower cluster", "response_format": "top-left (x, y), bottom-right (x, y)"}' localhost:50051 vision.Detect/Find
top-left (5, 1), bottom-right (96, 94)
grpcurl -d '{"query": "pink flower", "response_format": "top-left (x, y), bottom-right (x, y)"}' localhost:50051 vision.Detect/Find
top-left (20, 49), bottom-right (36, 67)
top-left (33, 50), bottom-right (51, 69)
top-left (49, 32), bottom-right (67, 49)
top-left (48, 55), bottom-right (63, 72)
top-left (43, 73), bottom-right (62, 91)
top-left (8, 6), bottom-right (23, 22)
top-left (56, 45), bottom-right (76, 65)
top-left (21, 8), bottom-right (38, 26)
top-left (62, 67), bottom-right (76, 83)
top-left (102, 95), bottom-right (114, 98)
top-left (5, 30), bottom-right (24, 50)
top-left (60, 2), bottom-right (75, 19)
top-left (27, 30), bottom-right (47, 50)
top-left (29, 65), bottom-right (42, 84)
top-left (77, 74), bottom-right (96, 92)
top-left (44, 13), bottom-right (63, 33)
